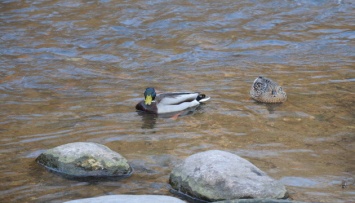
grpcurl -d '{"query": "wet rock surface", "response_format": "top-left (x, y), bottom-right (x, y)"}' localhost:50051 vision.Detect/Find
top-left (213, 199), bottom-right (307, 203)
top-left (36, 142), bottom-right (132, 178)
top-left (64, 195), bottom-right (187, 203)
top-left (169, 150), bottom-right (287, 202)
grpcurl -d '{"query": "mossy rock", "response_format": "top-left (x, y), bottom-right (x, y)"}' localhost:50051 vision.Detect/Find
top-left (36, 142), bottom-right (132, 178)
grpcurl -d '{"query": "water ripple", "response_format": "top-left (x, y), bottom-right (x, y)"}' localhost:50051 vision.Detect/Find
top-left (1, 0), bottom-right (354, 202)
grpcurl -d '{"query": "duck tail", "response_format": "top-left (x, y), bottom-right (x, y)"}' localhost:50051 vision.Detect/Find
top-left (197, 94), bottom-right (210, 103)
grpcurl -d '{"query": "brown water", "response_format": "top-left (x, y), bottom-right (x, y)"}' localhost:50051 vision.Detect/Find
top-left (1, 0), bottom-right (354, 202)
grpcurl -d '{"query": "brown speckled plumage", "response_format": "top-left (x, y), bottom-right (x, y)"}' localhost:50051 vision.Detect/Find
top-left (250, 76), bottom-right (287, 103)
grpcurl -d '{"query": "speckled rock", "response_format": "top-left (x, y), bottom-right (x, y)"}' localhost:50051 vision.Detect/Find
top-left (169, 150), bottom-right (287, 202)
top-left (64, 195), bottom-right (186, 203)
top-left (36, 142), bottom-right (132, 178)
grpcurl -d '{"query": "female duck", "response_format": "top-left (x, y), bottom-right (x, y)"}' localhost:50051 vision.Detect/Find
top-left (136, 87), bottom-right (210, 114)
top-left (250, 76), bottom-right (287, 103)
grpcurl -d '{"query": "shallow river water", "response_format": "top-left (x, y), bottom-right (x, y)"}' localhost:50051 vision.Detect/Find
top-left (1, 0), bottom-right (354, 202)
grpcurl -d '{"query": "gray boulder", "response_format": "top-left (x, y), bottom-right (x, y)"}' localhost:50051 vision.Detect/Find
top-left (169, 150), bottom-right (287, 202)
top-left (64, 195), bottom-right (186, 203)
top-left (36, 142), bottom-right (132, 178)
top-left (213, 199), bottom-right (307, 203)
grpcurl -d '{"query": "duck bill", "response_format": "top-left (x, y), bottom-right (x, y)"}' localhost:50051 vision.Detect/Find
top-left (145, 95), bottom-right (153, 105)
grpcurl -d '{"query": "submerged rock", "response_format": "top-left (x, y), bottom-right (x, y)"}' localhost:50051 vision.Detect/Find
top-left (169, 150), bottom-right (287, 202)
top-left (64, 195), bottom-right (186, 203)
top-left (36, 142), bottom-right (132, 178)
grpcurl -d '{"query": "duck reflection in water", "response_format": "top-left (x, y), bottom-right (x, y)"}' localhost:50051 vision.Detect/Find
top-left (137, 105), bottom-right (201, 129)
top-left (266, 103), bottom-right (283, 114)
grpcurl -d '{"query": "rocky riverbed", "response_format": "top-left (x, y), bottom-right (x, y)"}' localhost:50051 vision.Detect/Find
top-left (36, 142), bottom-right (307, 203)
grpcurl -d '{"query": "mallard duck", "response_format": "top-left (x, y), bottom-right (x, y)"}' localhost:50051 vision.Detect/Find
top-left (136, 87), bottom-right (210, 114)
top-left (250, 76), bottom-right (287, 103)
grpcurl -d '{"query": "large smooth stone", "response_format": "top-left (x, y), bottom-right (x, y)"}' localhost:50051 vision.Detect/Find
top-left (169, 150), bottom-right (287, 202)
top-left (213, 199), bottom-right (307, 203)
top-left (36, 142), bottom-right (132, 178)
top-left (64, 195), bottom-right (186, 203)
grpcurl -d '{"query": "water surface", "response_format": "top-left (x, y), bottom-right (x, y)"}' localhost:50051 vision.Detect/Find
top-left (1, 0), bottom-right (354, 202)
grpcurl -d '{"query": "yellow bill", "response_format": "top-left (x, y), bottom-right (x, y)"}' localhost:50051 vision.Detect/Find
top-left (145, 95), bottom-right (153, 105)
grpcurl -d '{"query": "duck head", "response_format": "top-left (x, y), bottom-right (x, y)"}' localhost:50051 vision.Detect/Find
top-left (144, 87), bottom-right (156, 105)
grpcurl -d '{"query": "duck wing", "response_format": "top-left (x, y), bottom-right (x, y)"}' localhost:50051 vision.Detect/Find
top-left (156, 92), bottom-right (199, 105)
